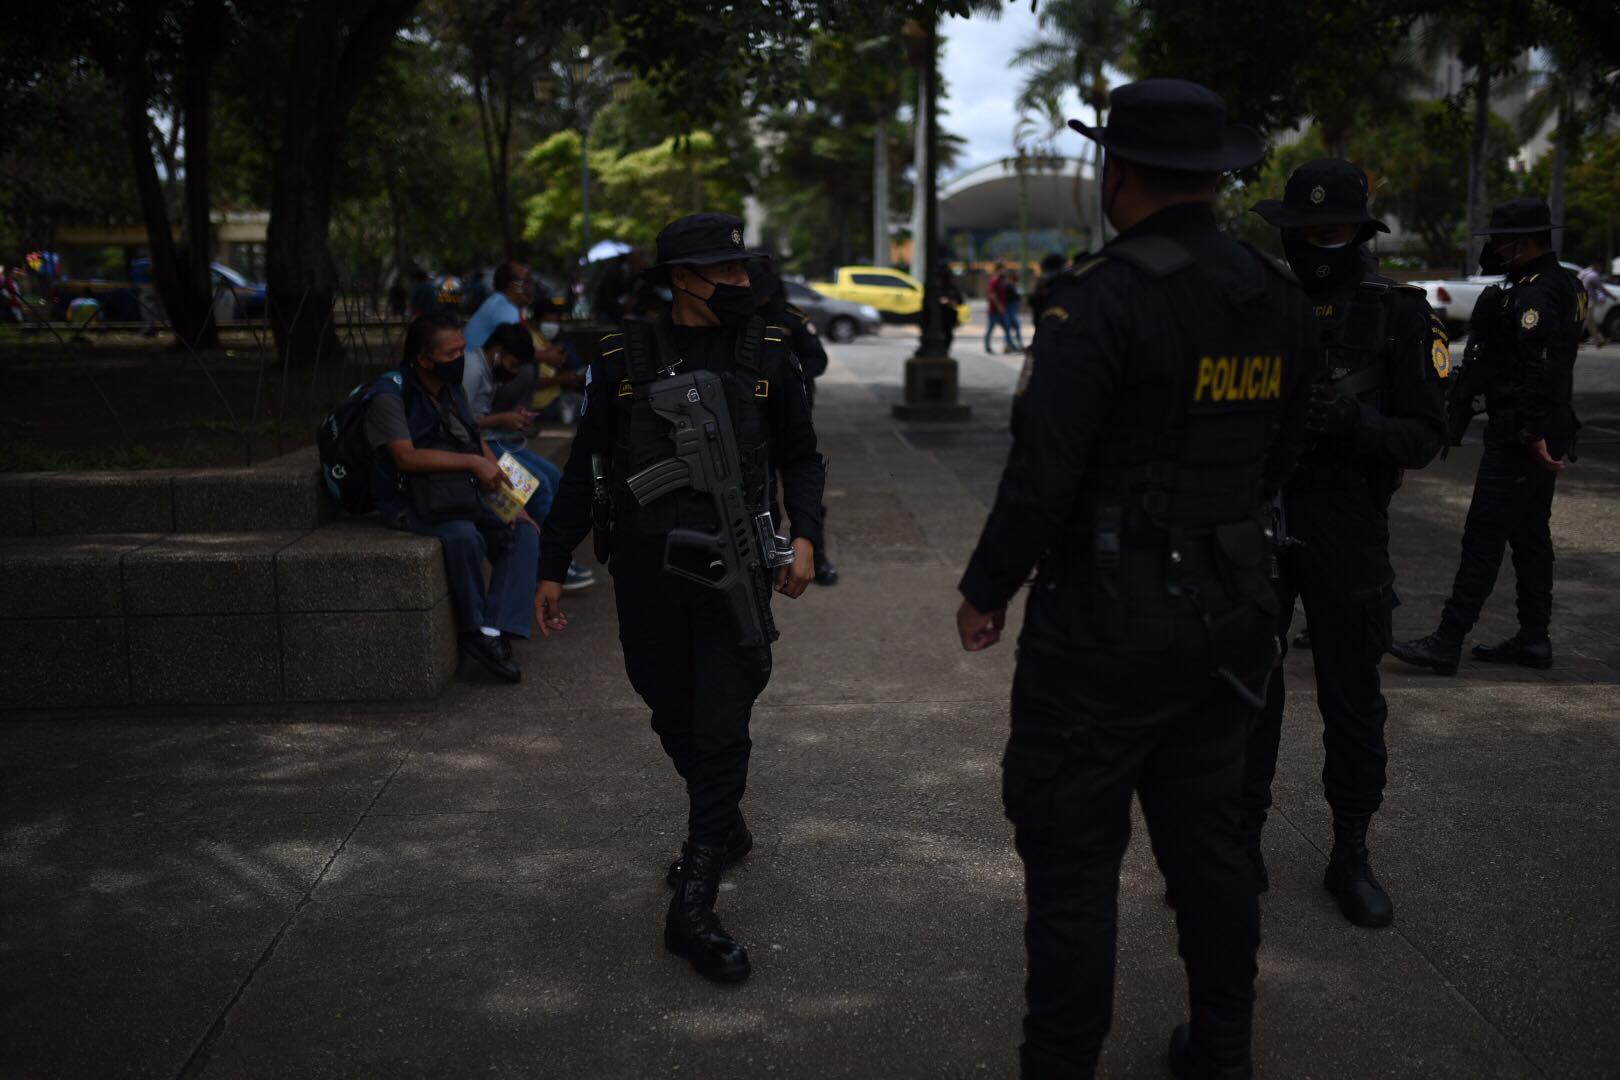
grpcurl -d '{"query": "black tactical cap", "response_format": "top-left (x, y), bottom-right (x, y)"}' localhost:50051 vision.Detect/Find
top-left (655, 212), bottom-right (763, 267)
top-left (1067, 78), bottom-right (1263, 172)
top-left (1475, 196), bottom-right (1562, 235)
top-left (1251, 158), bottom-right (1389, 232)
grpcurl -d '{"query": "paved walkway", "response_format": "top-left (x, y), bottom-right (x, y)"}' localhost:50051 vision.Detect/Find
top-left (4, 330), bottom-right (1618, 1078)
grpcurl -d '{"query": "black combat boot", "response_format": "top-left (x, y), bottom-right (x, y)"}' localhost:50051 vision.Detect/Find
top-left (1472, 635), bottom-right (1553, 669)
top-left (1388, 632), bottom-right (1462, 676)
top-left (814, 552), bottom-right (839, 586)
top-left (666, 816), bottom-right (753, 887)
top-left (664, 842), bottom-right (751, 983)
top-left (1169, 1023), bottom-right (1253, 1080)
top-left (1323, 816), bottom-right (1394, 928)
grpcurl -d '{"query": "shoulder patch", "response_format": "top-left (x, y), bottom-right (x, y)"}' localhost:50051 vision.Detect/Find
top-left (1431, 337), bottom-right (1452, 379)
top-left (1520, 308), bottom-right (1540, 331)
top-left (1041, 305), bottom-right (1070, 323)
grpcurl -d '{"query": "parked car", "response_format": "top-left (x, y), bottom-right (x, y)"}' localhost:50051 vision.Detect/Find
top-left (808, 265), bottom-right (972, 327)
top-left (782, 280), bottom-right (881, 343)
top-left (1414, 261), bottom-right (1616, 340)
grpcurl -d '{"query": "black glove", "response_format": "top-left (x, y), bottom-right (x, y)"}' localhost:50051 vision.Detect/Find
top-left (1304, 383), bottom-right (1359, 436)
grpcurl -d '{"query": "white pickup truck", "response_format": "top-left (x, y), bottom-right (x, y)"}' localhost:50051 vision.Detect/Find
top-left (1413, 261), bottom-right (1616, 340)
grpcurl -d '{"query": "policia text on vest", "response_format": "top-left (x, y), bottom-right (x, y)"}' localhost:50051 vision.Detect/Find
top-left (1192, 354), bottom-right (1286, 403)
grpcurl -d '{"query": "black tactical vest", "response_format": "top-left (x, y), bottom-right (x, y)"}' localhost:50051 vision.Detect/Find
top-left (1063, 235), bottom-right (1301, 654)
top-left (610, 315), bottom-right (782, 536)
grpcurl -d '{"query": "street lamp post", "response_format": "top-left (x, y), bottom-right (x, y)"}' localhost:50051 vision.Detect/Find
top-left (571, 48), bottom-right (595, 254)
top-left (893, 6), bottom-right (970, 422)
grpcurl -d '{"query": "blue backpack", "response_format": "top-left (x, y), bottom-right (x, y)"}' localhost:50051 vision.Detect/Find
top-left (316, 374), bottom-right (397, 514)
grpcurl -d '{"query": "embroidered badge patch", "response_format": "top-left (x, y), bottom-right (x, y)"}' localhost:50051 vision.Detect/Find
top-left (1520, 308), bottom-right (1540, 331)
top-left (1432, 338), bottom-right (1452, 379)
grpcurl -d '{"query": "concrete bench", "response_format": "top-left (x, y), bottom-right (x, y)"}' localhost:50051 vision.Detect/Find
top-left (0, 435), bottom-right (579, 709)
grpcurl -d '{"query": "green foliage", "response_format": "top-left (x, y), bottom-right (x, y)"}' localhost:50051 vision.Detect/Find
top-left (520, 131), bottom-right (746, 260)
top-left (1520, 132), bottom-right (1620, 265)
top-left (0, 60), bottom-right (139, 252)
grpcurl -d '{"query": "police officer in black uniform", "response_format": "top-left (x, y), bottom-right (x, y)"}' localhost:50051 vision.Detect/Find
top-left (1244, 160), bottom-right (1447, 929)
top-left (956, 79), bottom-right (1315, 1079)
top-left (751, 256), bottom-right (839, 585)
top-left (1391, 198), bottom-right (1581, 675)
top-left (535, 213), bottom-right (825, 984)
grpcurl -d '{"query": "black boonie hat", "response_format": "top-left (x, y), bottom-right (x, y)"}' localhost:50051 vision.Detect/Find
top-left (1251, 158), bottom-right (1389, 232)
top-left (1067, 78), bottom-right (1264, 172)
top-left (655, 212), bottom-right (763, 267)
top-left (1475, 197), bottom-right (1562, 236)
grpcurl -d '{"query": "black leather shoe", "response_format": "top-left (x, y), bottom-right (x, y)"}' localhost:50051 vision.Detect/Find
top-left (460, 632), bottom-right (521, 683)
top-left (814, 554), bottom-right (839, 586)
top-left (1293, 628), bottom-right (1312, 650)
top-left (1169, 1023), bottom-right (1253, 1079)
top-left (667, 817), bottom-right (754, 887)
top-left (665, 842), bottom-right (751, 983)
top-left (1388, 633), bottom-right (1461, 676)
top-left (1472, 635), bottom-right (1553, 669)
top-left (1323, 816), bottom-right (1393, 928)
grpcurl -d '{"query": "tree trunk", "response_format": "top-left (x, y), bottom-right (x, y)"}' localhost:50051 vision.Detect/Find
top-left (873, 116), bottom-right (889, 267)
top-left (917, 8), bottom-right (946, 359)
top-left (1547, 95), bottom-right (1569, 237)
top-left (1465, 63), bottom-right (1491, 275)
top-left (180, 0), bottom-right (220, 348)
top-left (267, 0), bottom-right (419, 370)
top-left (117, 32), bottom-right (211, 349)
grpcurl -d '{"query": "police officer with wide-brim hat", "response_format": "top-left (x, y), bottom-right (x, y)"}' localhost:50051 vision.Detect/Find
top-left (1243, 156), bottom-right (1449, 936)
top-left (960, 76), bottom-right (1315, 1079)
top-left (1252, 157), bottom-right (1391, 235)
top-left (1392, 194), bottom-right (1580, 678)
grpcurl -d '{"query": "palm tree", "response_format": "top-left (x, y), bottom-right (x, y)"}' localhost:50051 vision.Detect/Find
top-left (1510, 33), bottom-right (1602, 236)
top-left (1419, 8), bottom-right (1530, 273)
top-left (1010, 0), bottom-right (1132, 243)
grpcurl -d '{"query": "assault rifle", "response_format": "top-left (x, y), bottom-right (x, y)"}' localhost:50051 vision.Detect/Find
top-left (624, 369), bottom-right (795, 648)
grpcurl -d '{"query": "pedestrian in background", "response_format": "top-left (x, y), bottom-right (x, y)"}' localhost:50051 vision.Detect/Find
top-left (1579, 262), bottom-right (1608, 347)
top-left (1003, 266), bottom-right (1027, 350)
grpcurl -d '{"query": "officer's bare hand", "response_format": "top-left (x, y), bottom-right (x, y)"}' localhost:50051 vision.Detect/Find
top-left (1529, 438), bottom-right (1566, 474)
top-left (471, 455), bottom-right (510, 490)
top-left (534, 580), bottom-right (567, 637)
top-left (957, 599), bottom-right (1006, 651)
top-left (775, 538), bottom-right (815, 599)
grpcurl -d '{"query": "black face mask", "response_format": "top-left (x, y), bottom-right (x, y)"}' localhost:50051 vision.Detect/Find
top-left (424, 355), bottom-right (465, 387)
top-left (695, 271), bottom-right (757, 326)
top-left (1282, 233), bottom-right (1362, 295)
top-left (1478, 240), bottom-right (1517, 276)
top-left (492, 362), bottom-right (517, 384)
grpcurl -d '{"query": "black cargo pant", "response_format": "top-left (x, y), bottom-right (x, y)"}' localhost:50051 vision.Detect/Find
top-left (1438, 437), bottom-right (1558, 643)
top-left (611, 537), bottom-right (771, 845)
top-left (1007, 589), bottom-right (1263, 1079)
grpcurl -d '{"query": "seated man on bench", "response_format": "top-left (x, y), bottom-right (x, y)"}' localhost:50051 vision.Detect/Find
top-left (365, 310), bottom-right (539, 683)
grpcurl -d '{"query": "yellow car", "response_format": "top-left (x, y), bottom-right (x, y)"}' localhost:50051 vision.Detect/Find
top-left (808, 265), bottom-right (972, 327)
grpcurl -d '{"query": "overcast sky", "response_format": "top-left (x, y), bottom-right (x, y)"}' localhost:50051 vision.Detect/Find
top-left (937, 4), bottom-right (1089, 176)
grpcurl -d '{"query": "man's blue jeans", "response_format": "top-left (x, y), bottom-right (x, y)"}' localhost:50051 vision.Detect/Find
top-left (397, 507), bottom-right (538, 638)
